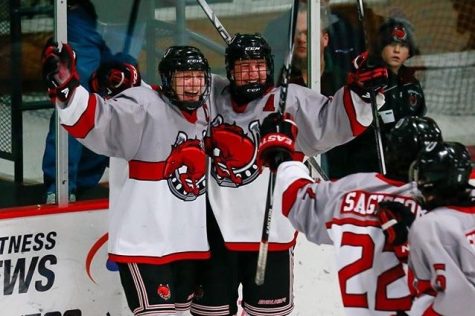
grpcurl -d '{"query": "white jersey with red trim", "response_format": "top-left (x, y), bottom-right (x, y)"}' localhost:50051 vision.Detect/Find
top-left (273, 161), bottom-right (421, 315)
top-left (56, 84), bottom-right (216, 265)
top-left (408, 205), bottom-right (475, 316)
top-left (206, 81), bottom-right (385, 251)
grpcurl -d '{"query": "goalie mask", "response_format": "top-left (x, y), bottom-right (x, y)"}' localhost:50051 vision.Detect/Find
top-left (385, 116), bottom-right (442, 181)
top-left (410, 142), bottom-right (473, 209)
top-left (225, 33), bottom-right (274, 104)
top-left (159, 46), bottom-right (211, 111)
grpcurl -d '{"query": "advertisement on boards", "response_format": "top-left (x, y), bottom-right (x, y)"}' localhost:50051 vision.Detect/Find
top-left (0, 201), bottom-right (131, 316)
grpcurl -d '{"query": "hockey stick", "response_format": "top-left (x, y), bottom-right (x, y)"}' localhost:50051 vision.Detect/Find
top-left (356, 0), bottom-right (387, 175)
top-left (195, 0), bottom-right (299, 285)
top-left (255, 0), bottom-right (300, 286)
top-left (123, 0), bottom-right (141, 54)
top-left (304, 157), bottom-right (329, 181)
top-left (196, 0), bottom-right (234, 45)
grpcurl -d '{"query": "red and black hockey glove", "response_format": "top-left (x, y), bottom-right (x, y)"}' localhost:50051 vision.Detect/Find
top-left (257, 112), bottom-right (298, 172)
top-left (90, 61), bottom-right (141, 98)
top-left (376, 201), bottom-right (415, 247)
top-left (41, 39), bottom-right (80, 102)
top-left (347, 51), bottom-right (388, 102)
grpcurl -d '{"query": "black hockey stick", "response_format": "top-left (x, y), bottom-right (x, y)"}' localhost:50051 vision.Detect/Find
top-left (304, 157), bottom-right (329, 181)
top-left (255, 0), bottom-right (300, 286)
top-left (123, 0), bottom-right (141, 55)
top-left (195, 0), bottom-right (299, 285)
top-left (356, 0), bottom-right (387, 175)
top-left (196, 0), bottom-right (234, 45)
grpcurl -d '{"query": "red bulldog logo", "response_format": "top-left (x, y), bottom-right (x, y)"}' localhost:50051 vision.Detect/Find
top-left (165, 132), bottom-right (207, 200)
top-left (205, 115), bottom-right (260, 187)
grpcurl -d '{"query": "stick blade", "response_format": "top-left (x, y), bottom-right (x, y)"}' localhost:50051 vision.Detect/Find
top-left (255, 241), bottom-right (269, 285)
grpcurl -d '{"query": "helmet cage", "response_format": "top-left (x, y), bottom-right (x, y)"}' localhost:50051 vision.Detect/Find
top-left (159, 46), bottom-right (211, 111)
top-left (225, 33), bottom-right (274, 103)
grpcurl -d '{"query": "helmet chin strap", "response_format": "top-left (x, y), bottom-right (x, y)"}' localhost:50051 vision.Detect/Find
top-left (230, 82), bottom-right (268, 105)
top-left (176, 99), bottom-right (203, 112)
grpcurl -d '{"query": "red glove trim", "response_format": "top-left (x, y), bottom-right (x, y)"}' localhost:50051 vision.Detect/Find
top-left (343, 87), bottom-right (366, 136)
top-left (259, 132), bottom-right (295, 154)
top-left (358, 68), bottom-right (388, 82)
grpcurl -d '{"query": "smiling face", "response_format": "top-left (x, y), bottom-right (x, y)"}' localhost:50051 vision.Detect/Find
top-left (381, 42), bottom-right (410, 74)
top-left (172, 70), bottom-right (206, 102)
top-left (231, 58), bottom-right (268, 87)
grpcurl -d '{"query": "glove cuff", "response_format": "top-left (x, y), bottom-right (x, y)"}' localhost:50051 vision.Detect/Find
top-left (55, 76), bottom-right (80, 102)
top-left (259, 132), bottom-right (295, 154)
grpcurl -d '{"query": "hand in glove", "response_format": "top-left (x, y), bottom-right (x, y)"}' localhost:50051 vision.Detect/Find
top-left (347, 51), bottom-right (388, 102)
top-left (90, 61), bottom-right (141, 98)
top-left (41, 40), bottom-right (80, 102)
top-left (257, 112), bottom-right (298, 172)
top-left (376, 201), bottom-right (415, 247)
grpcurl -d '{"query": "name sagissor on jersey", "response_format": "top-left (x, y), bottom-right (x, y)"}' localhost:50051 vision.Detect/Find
top-left (340, 190), bottom-right (423, 217)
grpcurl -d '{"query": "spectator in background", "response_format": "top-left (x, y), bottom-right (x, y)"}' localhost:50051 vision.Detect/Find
top-left (264, 0), bottom-right (364, 84)
top-left (263, 0), bottom-right (304, 84)
top-left (42, 0), bottom-right (112, 203)
top-left (283, 2), bottom-right (346, 175)
top-left (324, 17), bottom-right (426, 179)
top-left (286, 1), bottom-right (345, 96)
top-left (324, 0), bottom-right (365, 76)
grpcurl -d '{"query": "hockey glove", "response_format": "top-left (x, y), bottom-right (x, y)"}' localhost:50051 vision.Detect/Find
top-left (257, 112), bottom-right (298, 172)
top-left (90, 61), bottom-right (141, 98)
top-left (347, 51), bottom-right (388, 102)
top-left (376, 201), bottom-right (415, 247)
top-left (41, 40), bottom-right (80, 102)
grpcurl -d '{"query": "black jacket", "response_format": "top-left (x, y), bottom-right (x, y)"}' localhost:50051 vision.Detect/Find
top-left (324, 65), bottom-right (426, 178)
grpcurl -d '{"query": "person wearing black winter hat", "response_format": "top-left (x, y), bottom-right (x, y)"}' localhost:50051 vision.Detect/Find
top-left (324, 17), bottom-right (427, 179)
top-left (374, 17), bottom-right (417, 59)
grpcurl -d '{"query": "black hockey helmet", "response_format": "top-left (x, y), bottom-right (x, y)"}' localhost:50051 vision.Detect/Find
top-left (410, 142), bottom-right (472, 208)
top-left (159, 46), bottom-right (211, 111)
top-left (225, 33), bottom-right (274, 104)
top-left (376, 17), bottom-right (417, 57)
top-left (385, 116), bottom-right (442, 181)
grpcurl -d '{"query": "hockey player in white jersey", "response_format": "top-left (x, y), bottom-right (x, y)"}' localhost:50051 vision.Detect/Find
top-left (193, 33), bottom-right (388, 316)
top-left (42, 43), bottom-right (215, 315)
top-left (259, 115), bottom-right (442, 315)
top-left (89, 59), bottom-right (143, 211)
top-left (406, 142), bottom-right (475, 316)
